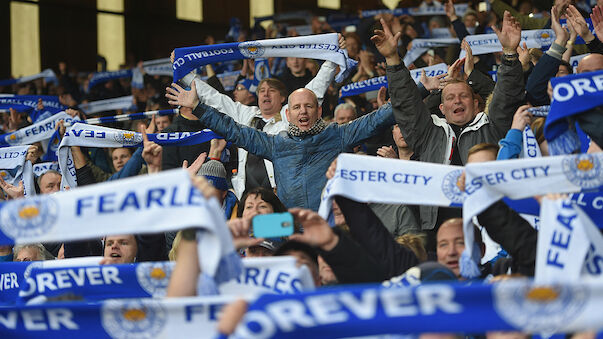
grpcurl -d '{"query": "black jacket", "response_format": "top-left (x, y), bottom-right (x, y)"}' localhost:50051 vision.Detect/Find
top-left (335, 196), bottom-right (419, 279)
top-left (477, 200), bottom-right (538, 276)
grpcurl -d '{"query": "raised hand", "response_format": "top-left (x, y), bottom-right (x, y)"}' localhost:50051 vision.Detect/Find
top-left (516, 42), bottom-right (530, 71)
top-left (338, 33), bottom-right (346, 50)
top-left (140, 125), bottom-right (162, 173)
top-left (227, 218), bottom-right (263, 250)
top-left (492, 11), bottom-right (522, 54)
top-left (461, 40), bottom-right (474, 77)
top-left (376, 145), bottom-right (398, 159)
top-left (0, 177), bottom-right (24, 199)
top-left (445, 0), bottom-right (458, 21)
top-left (592, 6), bottom-right (603, 43)
top-left (288, 208), bottom-right (339, 251)
top-left (182, 152), bottom-right (207, 176)
top-left (377, 86), bottom-right (388, 107)
top-left (420, 70), bottom-right (446, 91)
top-left (370, 18), bottom-right (402, 65)
top-left (551, 5), bottom-right (569, 46)
top-left (567, 5), bottom-right (595, 43)
top-left (510, 104), bottom-right (533, 131)
top-left (165, 81), bottom-right (199, 109)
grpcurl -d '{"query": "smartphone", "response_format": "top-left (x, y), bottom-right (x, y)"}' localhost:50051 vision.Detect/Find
top-left (252, 212), bottom-right (294, 239)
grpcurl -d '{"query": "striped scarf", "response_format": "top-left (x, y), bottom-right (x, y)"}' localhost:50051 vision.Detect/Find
top-left (287, 119), bottom-right (327, 137)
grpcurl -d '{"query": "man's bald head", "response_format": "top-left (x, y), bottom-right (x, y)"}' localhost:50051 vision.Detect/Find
top-left (577, 54), bottom-right (603, 74)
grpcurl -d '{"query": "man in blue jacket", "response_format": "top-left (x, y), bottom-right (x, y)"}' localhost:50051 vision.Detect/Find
top-left (166, 82), bottom-right (395, 211)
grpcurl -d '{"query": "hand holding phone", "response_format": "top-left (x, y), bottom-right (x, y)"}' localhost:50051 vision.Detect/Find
top-left (252, 212), bottom-right (294, 239)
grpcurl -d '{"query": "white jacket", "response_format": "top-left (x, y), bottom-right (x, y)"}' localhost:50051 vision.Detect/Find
top-left (181, 61), bottom-right (338, 199)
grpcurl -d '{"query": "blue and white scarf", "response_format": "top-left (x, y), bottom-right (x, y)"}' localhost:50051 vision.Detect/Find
top-left (361, 4), bottom-right (469, 17)
top-left (536, 197), bottom-right (603, 284)
top-left (78, 96), bottom-right (136, 115)
top-left (544, 70), bottom-right (603, 155)
top-left (0, 256), bottom-right (314, 305)
top-left (460, 30), bottom-right (555, 58)
top-left (0, 95), bottom-right (66, 115)
top-left (0, 69), bottom-right (57, 87)
top-left (462, 153), bottom-right (603, 278)
top-left (0, 112), bottom-right (81, 147)
top-left (318, 154), bottom-right (463, 220)
top-left (0, 169), bottom-right (242, 296)
top-left (78, 109), bottom-right (179, 126)
top-left (233, 279), bottom-right (603, 338)
top-left (57, 123), bottom-right (223, 189)
top-left (88, 69), bottom-right (133, 89)
top-left (527, 105), bottom-right (550, 117)
top-left (88, 58), bottom-right (173, 90)
top-left (0, 146), bottom-right (34, 197)
top-left (32, 162), bottom-right (59, 177)
top-left (403, 38), bottom-right (459, 66)
top-left (173, 33), bottom-right (356, 83)
top-left (0, 295), bottom-right (238, 339)
top-left (340, 64), bottom-right (447, 98)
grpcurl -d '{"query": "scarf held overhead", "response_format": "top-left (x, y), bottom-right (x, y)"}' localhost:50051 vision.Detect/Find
top-left (173, 33), bottom-right (356, 83)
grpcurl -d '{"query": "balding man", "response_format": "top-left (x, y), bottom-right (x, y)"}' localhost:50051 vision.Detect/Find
top-left (166, 85), bottom-right (394, 211)
top-left (577, 53), bottom-right (603, 73)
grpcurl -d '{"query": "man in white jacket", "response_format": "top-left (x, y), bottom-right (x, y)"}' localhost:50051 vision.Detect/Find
top-left (176, 35), bottom-right (344, 199)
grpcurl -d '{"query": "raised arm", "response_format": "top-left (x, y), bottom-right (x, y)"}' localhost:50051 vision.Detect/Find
top-left (340, 102), bottom-right (395, 147)
top-left (335, 196), bottom-right (419, 279)
top-left (303, 34), bottom-right (344, 105)
top-left (371, 18), bottom-right (438, 155)
top-left (487, 11), bottom-right (525, 137)
top-left (166, 82), bottom-right (274, 160)
top-left (175, 50), bottom-right (258, 123)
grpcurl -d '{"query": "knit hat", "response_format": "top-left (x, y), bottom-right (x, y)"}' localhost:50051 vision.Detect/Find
top-left (197, 160), bottom-right (228, 191)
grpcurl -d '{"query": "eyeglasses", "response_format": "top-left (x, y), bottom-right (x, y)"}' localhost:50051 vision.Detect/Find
top-left (235, 86), bottom-right (247, 91)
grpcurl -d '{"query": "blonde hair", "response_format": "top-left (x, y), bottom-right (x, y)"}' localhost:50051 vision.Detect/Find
top-left (395, 233), bottom-right (428, 262)
top-left (168, 231), bottom-right (183, 261)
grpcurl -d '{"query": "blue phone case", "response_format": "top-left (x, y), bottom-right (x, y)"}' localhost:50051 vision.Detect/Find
top-left (252, 212), bottom-right (294, 238)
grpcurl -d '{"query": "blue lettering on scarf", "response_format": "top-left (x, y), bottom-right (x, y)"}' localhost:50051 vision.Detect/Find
top-left (75, 186), bottom-right (203, 216)
top-left (547, 201), bottom-right (576, 269)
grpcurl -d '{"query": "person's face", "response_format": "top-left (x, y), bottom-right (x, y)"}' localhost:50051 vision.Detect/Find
top-left (286, 57), bottom-right (306, 75)
top-left (287, 250), bottom-right (319, 286)
top-left (577, 54), bottom-right (603, 73)
top-left (286, 89), bottom-right (322, 131)
top-left (556, 65), bottom-right (571, 77)
top-left (57, 244), bottom-right (65, 260)
top-left (242, 194), bottom-right (275, 219)
top-left (104, 235), bottom-right (138, 264)
top-left (257, 82), bottom-right (285, 116)
top-left (233, 84), bottom-right (253, 104)
top-left (112, 148), bottom-right (132, 172)
top-left (439, 83), bottom-right (479, 126)
top-left (392, 125), bottom-right (408, 148)
top-left (245, 245), bottom-right (274, 257)
top-left (15, 247), bottom-right (41, 262)
top-left (318, 255), bottom-right (337, 285)
top-left (436, 221), bottom-right (465, 277)
top-left (335, 108), bottom-right (356, 125)
top-left (346, 38), bottom-right (360, 59)
top-left (39, 172), bottom-right (62, 194)
top-left (464, 14), bottom-right (478, 29)
top-left (332, 201), bottom-right (346, 227)
top-left (467, 149), bottom-right (496, 164)
top-left (155, 116), bottom-right (171, 132)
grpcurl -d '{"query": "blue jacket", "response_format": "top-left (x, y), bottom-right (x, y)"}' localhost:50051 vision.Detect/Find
top-left (193, 103), bottom-right (395, 211)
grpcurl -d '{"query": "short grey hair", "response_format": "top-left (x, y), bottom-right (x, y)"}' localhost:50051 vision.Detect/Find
top-left (334, 103), bottom-right (357, 118)
top-left (13, 243), bottom-right (54, 261)
top-left (36, 170), bottom-right (62, 188)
